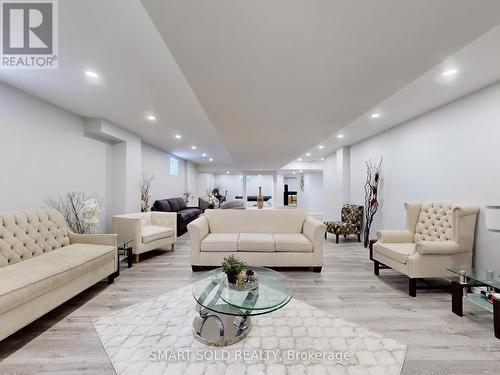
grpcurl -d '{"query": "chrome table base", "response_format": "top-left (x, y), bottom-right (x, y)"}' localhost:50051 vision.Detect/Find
top-left (192, 303), bottom-right (251, 346)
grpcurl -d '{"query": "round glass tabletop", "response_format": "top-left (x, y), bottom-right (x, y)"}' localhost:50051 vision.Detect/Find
top-left (192, 267), bottom-right (292, 316)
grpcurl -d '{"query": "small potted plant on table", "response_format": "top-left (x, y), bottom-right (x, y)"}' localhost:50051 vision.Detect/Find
top-left (222, 255), bottom-right (258, 290)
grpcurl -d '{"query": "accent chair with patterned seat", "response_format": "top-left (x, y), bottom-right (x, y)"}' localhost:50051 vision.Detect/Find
top-left (324, 204), bottom-right (364, 244)
top-left (373, 202), bottom-right (479, 296)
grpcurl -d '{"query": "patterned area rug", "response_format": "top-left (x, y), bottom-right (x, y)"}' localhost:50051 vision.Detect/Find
top-left (93, 285), bottom-right (407, 375)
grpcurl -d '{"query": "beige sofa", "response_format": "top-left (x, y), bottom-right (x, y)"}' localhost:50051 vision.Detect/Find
top-left (373, 202), bottom-right (479, 296)
top-left (112, 212), bottom-right (176, 263)
top-left (187, 209), bottom-right (326, 272)
top-left (0, 209), bottom-right (117, 341)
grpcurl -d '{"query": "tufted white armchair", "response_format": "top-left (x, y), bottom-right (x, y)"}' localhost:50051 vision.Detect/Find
top-left (373, 202), bottom-right (479, 296)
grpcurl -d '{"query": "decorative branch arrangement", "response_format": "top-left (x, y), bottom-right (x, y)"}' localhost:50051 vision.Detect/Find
top-left (45, 192), bottom-right (102, 234)
top-left (183, 191), bottom-right (191, 204)
top-left (363, 157), bottom-right (382, 248)
top-left (212, 186), bottom-right (227, 208)
top-left (140, 173), bottom-right (154, 212)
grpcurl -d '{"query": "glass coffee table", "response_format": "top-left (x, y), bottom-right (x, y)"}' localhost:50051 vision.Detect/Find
top-left (192, 266), bottom-right (292, 346)
top-left (448, 268), bottom-right (500, 339)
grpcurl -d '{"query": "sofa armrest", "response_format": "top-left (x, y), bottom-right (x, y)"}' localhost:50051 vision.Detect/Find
top-left (303, 217), bottom-right (326, 266)
top-left (377, 230), bottom-right (413, 243)
top-left (151, 212), bottom-right (177, 236)
top-left (415, 240), bottom-right (461, 255)
top-left (69, 233), bottom-right (117, 247)
top-left (111, 216), bottom-right (142, 253)
top-left (187, 216), bottom-right (209, 265)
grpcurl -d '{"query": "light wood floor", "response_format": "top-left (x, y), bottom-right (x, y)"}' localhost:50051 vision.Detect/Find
top-left (1, 234), bottom-right (499, 374)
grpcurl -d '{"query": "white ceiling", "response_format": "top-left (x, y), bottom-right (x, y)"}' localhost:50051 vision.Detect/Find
top-left (0, 0), bottom-right (232, 164)
top-left (2, 1), bottom-right (500, 172)
top-left (301, 23), bottom-right (500, 161)
top-left (143, 0), bottom-right (500, 171)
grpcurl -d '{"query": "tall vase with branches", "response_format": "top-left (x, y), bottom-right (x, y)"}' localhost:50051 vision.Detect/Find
top-left (363, 158), bottom-right (382, 248)
top-left (140, 173), bottom-right (154, 212)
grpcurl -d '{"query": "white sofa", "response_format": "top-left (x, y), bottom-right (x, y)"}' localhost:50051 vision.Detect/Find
top-left (187, 209), bottom-right (326, 272)
top-left (112, 212), bottom-right (177, 263)
top-left (373, 202), bottom-right (479, 296)
top-left (0, 209), bottom-right (117, 341)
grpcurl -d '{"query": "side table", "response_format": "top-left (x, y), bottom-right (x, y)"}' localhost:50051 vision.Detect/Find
top-left (110, 242), bottom-right (133, 281)
top-left (448, 268), bottom-right (500, 339)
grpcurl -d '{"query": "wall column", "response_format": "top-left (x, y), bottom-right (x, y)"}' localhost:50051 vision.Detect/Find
top-left (323, 146), bottom-right (351, 220)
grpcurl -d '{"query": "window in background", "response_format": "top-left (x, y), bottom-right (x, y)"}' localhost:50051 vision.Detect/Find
top-left (170, 157), bottom-right (179, 176)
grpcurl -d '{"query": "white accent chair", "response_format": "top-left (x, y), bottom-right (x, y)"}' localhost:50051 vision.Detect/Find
top-left (112, 212), bottom-right (177, 263)
top-left (188, 209), bottom-right (326, 272)
top-left (373, 202), bottom-right (479, 296)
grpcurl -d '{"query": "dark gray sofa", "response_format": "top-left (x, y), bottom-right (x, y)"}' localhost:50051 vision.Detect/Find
top-left (152, 198), bottom-right (201, 236)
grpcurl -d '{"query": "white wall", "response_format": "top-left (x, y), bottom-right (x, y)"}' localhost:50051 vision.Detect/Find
top-left (197, 173), bottom-right (215, 199)
top-left (349, 82), bottom-right (500, 269)
top-left (214, 174), bottom-right (243, 200)
top-left (323, 154), bottom-right (337, 220)
top-left (141, 142), bottom-right (187, 202)
top-left (0, 82), bottom-right (109, 231)
top-left (298, 172), bottom-right (324, 215)
top-left (0, 83), bottom-right (191, 232)
top-left (246, 175), bottom-right (273, 196)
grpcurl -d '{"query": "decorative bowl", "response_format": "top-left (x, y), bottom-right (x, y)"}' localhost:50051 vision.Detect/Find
top-left (223, 273), bottom-right (259, 291)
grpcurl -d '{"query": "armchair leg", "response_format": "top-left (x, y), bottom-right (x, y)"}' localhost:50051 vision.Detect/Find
top-left (107, 274), bottom-right (116, 284)
top-left (134, 254), bottom-right (140, 263)
top-left (409, 278), bottom-right (417, 297)
top-left (374, 261), bottom-right (380, 276)
top-left (324, 231), bottom-right (327, 240)
top-left (357, 233), bottom-right (361, 242)
top-left (335, 234), bottom-right (339, 244)
top-left (171, 243), bottom-right (175, 251)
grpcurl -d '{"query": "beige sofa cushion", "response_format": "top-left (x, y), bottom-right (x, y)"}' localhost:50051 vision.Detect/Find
top-left (375, 243), bottom-right (415, 264)
top-left (0, 243), bottom-right (116, 314)
top-left (201, 233), bottom-right (239, 252)
top-left (274, 234), bottom-right (313, 253)
top-left (238, 233), bottom-right (275, 252)
top-left (204, 209), bottom-right (307, 234)
top-left (142, 225), bottom-right (174, 244)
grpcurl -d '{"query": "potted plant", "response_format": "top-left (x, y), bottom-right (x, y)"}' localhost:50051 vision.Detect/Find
top-left (222, 255), bottom-right (246, 284)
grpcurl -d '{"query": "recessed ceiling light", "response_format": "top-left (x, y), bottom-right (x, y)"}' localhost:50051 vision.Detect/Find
top-left (337, 134), bottom-right (344, 139)
top-left (85, 71), bottom-right (99, 78)
top-left (202, 153), bottom-right (207, 157)
top-left (209, 158), bottom-right (213, 162)
top-left (175, 134), bottom-right (182, 139)
top-left (318, 145), bottom-right (324, 149)
top-left (442, 68), bottom-right (458, 77)
top-left (370, 113), bottom-right (381, 119)
top-left (299, 169), bottom-right (303, 173)
top-left (292, 171), bottom-right (296, 175)
top-left (191, 146), bottom-right (197, 150)
top-left (297, 158), bottom-right (302, 162)
top-left (226, 171), bottom-right (230, 174)
top-left (321, 157), bottom-right (325, 161)
top-left (306, 153), bottom-right (311, 157)
top-left (146, 114), bottom-right (156, 121)
top-left (258, 174), bottom-right (262, 177)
